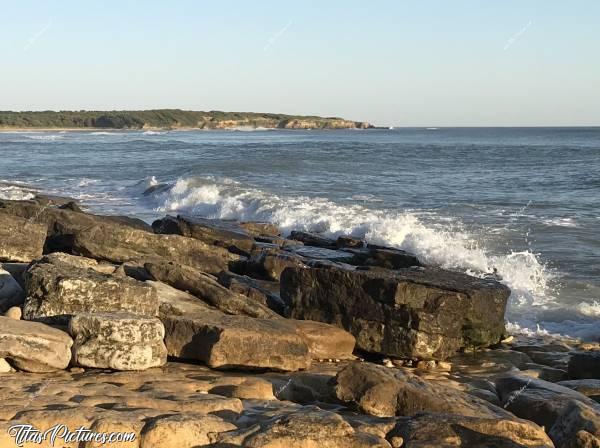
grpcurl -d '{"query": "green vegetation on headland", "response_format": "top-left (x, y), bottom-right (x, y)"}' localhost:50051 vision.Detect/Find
top-left (0, 109), bottom-right (373, 130)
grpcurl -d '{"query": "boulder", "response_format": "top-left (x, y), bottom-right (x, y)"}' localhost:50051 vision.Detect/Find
top-left (0, 315), bottom-right (72, 372)
top-left (141, 413), bottom-right (237, 448)
top-left (149, 280), bottom-right (215, 318)
top-left (549, 400), bottom-right (600, 448)
top-left (569, 352), bottom-right (600, 379)
top-left (214, 408), bottom-right (391, 447)
top-left (0, 267), bottom-right (25, 313)
top-left (152, 215), bottom-right (255, 256)
top-left (24, 260), bottom-right (158, 323)
top-left (0, 213), bottom-right (46, 262)
top-left (162, 311), bottom-right (311, 371)
top-left (388, 412), bottom-right (553, 448)
top-left (289, 231), bottom-right (337, 248)
top-left (336, 235), bottom-right (365, 249)
top-left (335, 361), bottom-right (512, 419)
top-left (282, 266), bottom-right (510, 360)
top-left (4, 306), bottom-right (21, 320)
top-left (233, 246), bottom-right (307, 281)
top-left (217, 271), bottom-right (285, 315)
top-left (69, 313), bottom-right (167, 371)
top-left (496, 373), bottom-right (600, 429)
top-left (72, 223), bottom-right (238, 274)
top-left (0, 198), bottom-right (151, 253)
top-left (292, 320), bottom-right (356, 360)
top-left (145, 261), bottom-right (279, 319)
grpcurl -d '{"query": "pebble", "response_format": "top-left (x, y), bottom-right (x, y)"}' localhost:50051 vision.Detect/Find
top-left (0, 358), bottom-right (11, 373)
top-left (4, 306), bottom-right (22, 320)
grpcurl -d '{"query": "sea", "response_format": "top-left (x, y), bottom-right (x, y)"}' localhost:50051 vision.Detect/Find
top-left (1, 127), bottom-right (598, 341)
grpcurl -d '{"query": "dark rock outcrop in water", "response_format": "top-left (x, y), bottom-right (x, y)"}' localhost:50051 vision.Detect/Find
top-left (0, 197), bottom-right (597, 447)
top-left (281, 265), bottom-right (510, 360)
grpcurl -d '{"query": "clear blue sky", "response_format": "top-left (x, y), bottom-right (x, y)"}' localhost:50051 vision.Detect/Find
top-left (1, 0), bottom-right (599, 126)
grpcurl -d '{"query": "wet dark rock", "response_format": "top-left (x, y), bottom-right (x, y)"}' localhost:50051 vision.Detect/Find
top-left (569, 352), bottom-right (600, 380)
top-left (548, 400), bottom-right (600, 448)
top-left (346, 246), bottom-right (422, 270)
top-left (289, 231), bottom-right (337, 248)
top-left (152, 215), bottom-right (255, 256)
top-left (337, 235), bottom-right (365, 249)
top-left (282, 266), bottom-right (510, 360)
top-left (233, 246), bottom-right (307, 281)
top-left (558, 379), bottom-right (600, 403)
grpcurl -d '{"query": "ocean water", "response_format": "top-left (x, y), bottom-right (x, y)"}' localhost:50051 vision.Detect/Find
top-left (1, 127), bottom-right (599, 340)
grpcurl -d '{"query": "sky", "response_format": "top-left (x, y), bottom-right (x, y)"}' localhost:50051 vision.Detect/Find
top-left (1, 0), bottom-right (599, 126)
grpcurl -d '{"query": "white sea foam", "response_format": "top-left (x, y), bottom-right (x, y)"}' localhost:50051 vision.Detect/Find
top-left (26, 134), bottom-right (64, 141)
top-left (90, 131), bottom-right (118, 136)
top-left (0, 185), bottom-right (35, 200)
top-left (146, 176), bottom-right (560, 333)
top-left (142, 130), bottom-right (166, 135)
top-left (542, 217), bottom-right (578, 228)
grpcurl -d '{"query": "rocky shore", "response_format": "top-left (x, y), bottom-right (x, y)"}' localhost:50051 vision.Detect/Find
top-left (0, 195), bottom-right (598, 447)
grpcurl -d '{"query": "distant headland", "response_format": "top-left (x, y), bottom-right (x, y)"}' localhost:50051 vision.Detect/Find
top-left (0, 109), bottom-right (374, 130)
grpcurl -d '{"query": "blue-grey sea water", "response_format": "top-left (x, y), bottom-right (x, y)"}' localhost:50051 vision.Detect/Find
top-left (1, 127), bottom-right (599, 340)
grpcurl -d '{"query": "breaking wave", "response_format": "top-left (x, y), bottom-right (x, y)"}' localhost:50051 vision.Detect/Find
top-left (143, 175), bottom-right (562, 331)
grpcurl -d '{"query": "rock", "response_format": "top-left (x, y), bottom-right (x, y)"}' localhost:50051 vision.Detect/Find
top-left (289, 231), bottom-right (337, 248)
top-left (449, 349), bottom-right (533, 373)
top-left (217, 271), bottom-right (286, 315)
top-left (162, 311), bottom-right (311, 371)
top-left (0, 213), bottom-right (46, 262)
top-left (347, 246), bottom-right (422, 269)
top-left (150, 280), bottom-right (215, 318)
top-left (215, 408), bottom-right (391, 447)
top-left (0, 358), bottom-right (11, 373)
top-left (84, 416), bottom-right (143, 448)
top-left (524, 362), bottom-right (568, 382)
top-left (1, 262), bottom-right (28, 289)
top-left (337, 235), bottom-right (365, 249)
top-left (496, 373), bottom-right (600, 429)
top-left (72, 223), bottom-right (238, 274)
top-left (235, 247), bottom-right (307, 281)
top-left (145, 261), bottom-right (279, 319)
top-left (0, 315), bottom-right (72, 372)
top-left (140, 413), bottom-right (237, 448)
top-left (388, 412), bottom-right (553, 448)
top-left (558, 380), bottom-right (600, 402)
top-left (208, 377), bottom-right (276, 400)
top-left (239, 221), bottom-right (281, 238)
top-left (292, 320), bottom-right (356, 360)
top-left (335, 361), bottom-right (511, 418)
top-left (549, 400), bottom-right (600, 448)
top-left (282, 266), bottom-right (510, 360)
top-left (569, 352), bottom-right (600, 379)
top-left (4, 306), bottom-right (21, 320)
top-left (0, 198), bottom-right (152, 253)
top-left (69, 312), bottom-right (167, 370)
top-left (288, 245), bottom-right (356, 263)
top-left (24, 260), bottom-right (158, 323)
top-left (0, 268), bottom-right (25, 313)
top-left (152, 215), bottom-right (255, 256)
top-left (41, 252), bottom-right (116, 274)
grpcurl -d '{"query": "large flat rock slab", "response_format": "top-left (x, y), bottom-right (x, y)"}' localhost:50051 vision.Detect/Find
top-left (162, 311), bottom-right (312, 372)
top-left (282, 266), bottom-right (510, 360)
top-left (24, 260), bottom-right (158, 323)
top-left (0, 315), bottom-right (72, 372)
top-left (0, 213), bottom-right (46, 262)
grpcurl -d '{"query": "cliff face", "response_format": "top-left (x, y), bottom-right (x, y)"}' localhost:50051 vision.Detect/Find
top-left (0, 110), bottom-right (373, 130)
